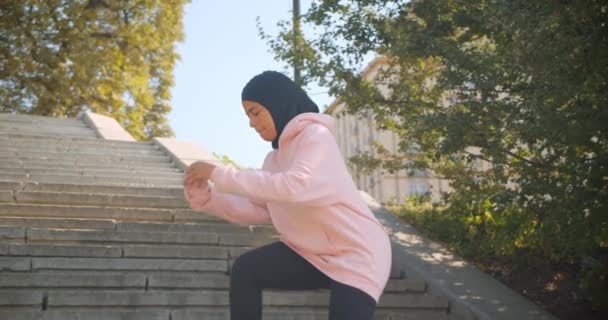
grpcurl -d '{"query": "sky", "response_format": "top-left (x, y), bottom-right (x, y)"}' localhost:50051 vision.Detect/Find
top-left (168, 1), bottom-right (334, 169)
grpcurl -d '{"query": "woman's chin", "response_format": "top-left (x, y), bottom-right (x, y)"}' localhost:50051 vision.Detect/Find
top-left (260, 134), bottom-right (275, 142)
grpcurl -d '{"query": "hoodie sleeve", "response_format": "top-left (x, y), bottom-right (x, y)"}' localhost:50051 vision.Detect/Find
top-left (210, 124), bottom-right (340, 206)
top-left (184, 182), bottom-right (271, 226)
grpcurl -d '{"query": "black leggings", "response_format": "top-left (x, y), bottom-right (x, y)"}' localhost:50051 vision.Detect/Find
top-left (229, 241), bottom-right (376, 320)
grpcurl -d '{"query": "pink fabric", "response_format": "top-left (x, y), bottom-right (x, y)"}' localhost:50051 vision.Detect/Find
top-left (184, 113), bottom-right (392, 302)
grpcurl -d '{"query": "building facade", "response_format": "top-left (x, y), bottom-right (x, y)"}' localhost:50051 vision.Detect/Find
top-left (325, 56), bottom-right (451, 204)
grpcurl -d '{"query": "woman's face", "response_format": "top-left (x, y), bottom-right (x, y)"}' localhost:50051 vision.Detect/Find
top-left (242, 100), bottom-right (277, 142)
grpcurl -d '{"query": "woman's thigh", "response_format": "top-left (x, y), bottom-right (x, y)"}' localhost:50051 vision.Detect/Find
top-left (231, 241), bottom-right (331, 290)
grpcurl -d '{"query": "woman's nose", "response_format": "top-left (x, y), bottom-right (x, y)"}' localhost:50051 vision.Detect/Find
top-left (249, 118), bottom-right (255, 128)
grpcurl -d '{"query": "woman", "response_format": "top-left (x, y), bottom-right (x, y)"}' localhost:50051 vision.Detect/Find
top-left (184, 71), bottom-right (391, 320)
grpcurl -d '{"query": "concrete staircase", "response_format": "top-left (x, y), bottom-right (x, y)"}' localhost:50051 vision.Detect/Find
top-left (0, 113), bottom-right (449, 320)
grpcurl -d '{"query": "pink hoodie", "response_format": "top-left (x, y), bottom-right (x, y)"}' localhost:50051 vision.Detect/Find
top-left (185, 113), bottom-right (392, 302)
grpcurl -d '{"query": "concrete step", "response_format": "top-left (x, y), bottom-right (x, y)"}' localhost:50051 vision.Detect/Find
top-left (148, 273), bottom-right (230, 289)
top-left (0, 123), bottom-right (93, 133)
top-left (0, 148), bottom-right (167, 159)
top-left (1, 174), bottom-right (182, 187)
top-left (0, 310), bottom-right (171, 320)
top-left (0, 159), bottom-right (176, 173)
top-left (0, 142), bottom-right (158, 154)
top-left (2, 242), bottom-right (264, 261)
top-left (268, 291), bottom-right (448, 309)
top-left (1, 224), bottom-right (275, 248)
top-left (25, 228), bottom-right (220, 245)
top-left (0, 144), bottom-right (167, 157)
top-left (0, 309), bottom-right (448, 320)
top-left (1, 161), bottom-right (180, 172)
top-left (4, 243), bottom-right (230, 259)
top-left (7, 243), bottom-right (123, 258)
top-left (0, 225), bottom-right (26, 242)
top-left (227, 247), bottom-right (253, 259)
top-left (123, 244), bottom-right (229, 259)
top-left (0, 271), bottom-right (146, 288)
top-left (143, 273), bottom-right (424, 293)
top-left (0, 256), bottom-right (30, 270)
top-left (13, 191), bottom-right (186, 208)
top-left (115, 221), bottom-right (274, 235)
top-left (0, 113), bottom-right (86, 127)
top-left (0, 126), bottom-right (97, 138)
top-left (0, 256), bottom-right (228, 272)
top-left (21, 227), bottom-right (276, 248)
top-left (0, 290), bottom-right (43, 307)
top-left (0, 271), bottom-right (231, 290)
top-left (3, 158), bottom-right (175, 170)
top-left (0, 276), bottom-right (415, 314)
top-left (0, 168), bottom-right (183, 180)
top-left (24, 289), bottom-right (448, 309)
top-left (17, 157), bottom-right (171, 170)
top-left (217, 233), bottom-right (278, 247)
top-left (0, 144), bottom-right (165, 155)
top-left (34, 257), bottom-right (228, 272)
top-left (0, 271), bottom-right (244, 290)
top-left (0, 215), bottom-right (258, 234)
top-left (15, 181), bottom-right (185, 197)
top-left (0, 133), bottom-right (156, 149)
top-left (0, 137), bottom-right (158, 147)
top-left (0, 216), bottom-right (116, 230)
top-left (0, 204), bottom-right (219, 223)
top-left (0, 117), bottom-right (83, 124)
top-left (171, 309), bottom-right (448, 320)
top-left (0, 190), bottom-right (13, 203)
top-left (0, 216), bottom-right (271, 239)
top-left (0, 119), bottom-right (87, 128)
top-left (0, 117), bottom-right (85, 130)
top-left (3, 287), bottom-right (449, 314)
top-left (0, 152), bottom-right (171, 164)
top-left (0, 180), bottom-right (21, 190)
top-left (0, 140), bottom-right (159, 153)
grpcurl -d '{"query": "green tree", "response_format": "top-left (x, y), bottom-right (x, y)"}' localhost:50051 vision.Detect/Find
top-left (212, 152), bottom-right (241, 169)
top-left (0, 0), bottom-right (190, 139)
top-left (263, 0), bottom-right (607, 308)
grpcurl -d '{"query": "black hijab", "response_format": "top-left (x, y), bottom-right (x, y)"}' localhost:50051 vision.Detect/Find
top-left (241, 71), bottom-right (319, 149)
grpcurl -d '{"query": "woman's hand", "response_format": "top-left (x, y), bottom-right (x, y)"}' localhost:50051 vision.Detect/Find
top-left (184, 178), bottom-right (209, 202)
top-left (184, 161), bottom-right (217, 186)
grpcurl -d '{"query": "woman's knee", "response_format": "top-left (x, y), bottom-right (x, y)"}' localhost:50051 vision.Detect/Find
top-left (329, 281), bottom-right (376, 320)
top-left (230, 250), bottom-right (257, 281)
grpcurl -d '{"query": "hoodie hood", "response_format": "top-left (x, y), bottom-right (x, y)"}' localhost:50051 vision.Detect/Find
top-left (278, 113), bottom-right (336, 148)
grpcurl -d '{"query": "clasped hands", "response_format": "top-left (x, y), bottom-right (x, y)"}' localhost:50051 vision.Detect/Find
top-left (184, 161), bottom-right (217, 189)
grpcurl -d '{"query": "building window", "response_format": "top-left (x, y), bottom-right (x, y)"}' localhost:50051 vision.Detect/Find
top-left (413, 169), bottom-right (428, 177)
top-left (409, 182), bottom-right (429, 196)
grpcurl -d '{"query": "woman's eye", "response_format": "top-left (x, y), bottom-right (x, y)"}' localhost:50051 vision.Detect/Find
top-left (253, 112), bottom-right (260, 116)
